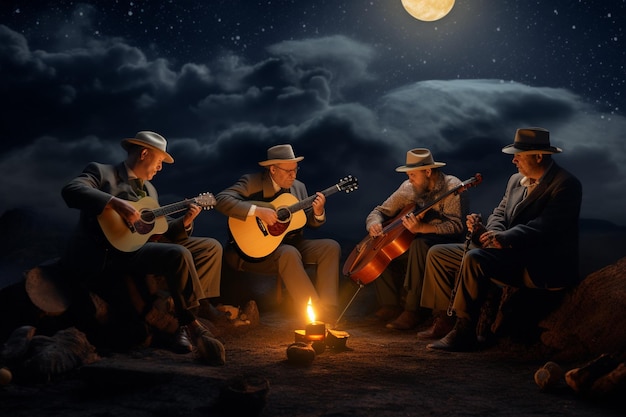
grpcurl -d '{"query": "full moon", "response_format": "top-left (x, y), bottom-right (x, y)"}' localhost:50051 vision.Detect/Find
top-left (401, 0), bottom-right (455, 22)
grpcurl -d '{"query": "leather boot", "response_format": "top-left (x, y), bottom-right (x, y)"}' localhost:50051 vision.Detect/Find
top-left (427, 318), bottom-right (477, 352)
top-left (374, 305), bottom-right (402, 322)
top-left (416, 312), bottom-right (454, 340)
top-left (386, 310), bottom-right (420, 330)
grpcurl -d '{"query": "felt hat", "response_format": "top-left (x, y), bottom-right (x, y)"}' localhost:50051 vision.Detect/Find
top-left (121, 131), bottom-right (174, 163)
top-left (502, 127), bottom-right (562, 154)
top-left (258, 144), bottom-right (304, 166)
top-left (395, 148), bottom-right (446, 172)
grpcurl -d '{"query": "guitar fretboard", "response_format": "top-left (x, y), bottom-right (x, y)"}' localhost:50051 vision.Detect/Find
top-left (287, 184), bottom-right (343, 213)
top-left (151, 198), bottom-right (196, 218)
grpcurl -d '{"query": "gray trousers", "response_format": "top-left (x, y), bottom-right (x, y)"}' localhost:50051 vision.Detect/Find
top-left (225, 238), bottom-right (341, 314)
top-left (375, 235), bottom-right (461, 312)
top-left (421, 243), bottom-right (527, 321)
top-left (102, 236), bottom-right (223, 326)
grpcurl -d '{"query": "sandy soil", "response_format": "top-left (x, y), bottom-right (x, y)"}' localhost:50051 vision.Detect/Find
top-left (1, 281), bottom-right (623, 417)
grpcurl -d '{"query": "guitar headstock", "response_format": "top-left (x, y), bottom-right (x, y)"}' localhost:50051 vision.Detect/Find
top-left (195, 192), bottom-right (217, 209)
top-left (338, 175), bottom-right (359, 193)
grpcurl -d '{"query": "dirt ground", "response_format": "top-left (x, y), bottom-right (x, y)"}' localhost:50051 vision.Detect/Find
top-left (1, 280), bottom-right (623, 417)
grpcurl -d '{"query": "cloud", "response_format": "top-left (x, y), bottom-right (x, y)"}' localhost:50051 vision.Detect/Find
top-left (1, 23), bottom-right (625, 236)
top-left (267, 35), bottom-right (376, 93)
top-left (377, 80), bottom-right (626, 224)
top-left (0, 135), bottom-right (123, 227)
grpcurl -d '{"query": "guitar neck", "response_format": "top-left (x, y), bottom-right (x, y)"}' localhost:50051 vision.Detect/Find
top-left (151, 198), bottom-right (196, 218)
top-left (288, 184), bottom-right (342, 213)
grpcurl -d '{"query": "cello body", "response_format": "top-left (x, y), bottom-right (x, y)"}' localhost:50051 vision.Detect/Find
top-left (342, 205), bottom-right (416, 285)
top-left (342, 174), bottom-right (482, 285)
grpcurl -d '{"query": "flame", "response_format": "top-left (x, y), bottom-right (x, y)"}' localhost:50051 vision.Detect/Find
top-left (306, 297), bottom-right (316, 323)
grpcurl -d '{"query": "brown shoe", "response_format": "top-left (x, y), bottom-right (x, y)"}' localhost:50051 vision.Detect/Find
top-left (374, 306), bottom-right (402, 322)
top-left (417, 314), bottom-right (455, 340)
top-left (170, 326), bottom-right (193, 354)
top-left (194, 329), bottom-right (226, 366)
top-left (386, 310), bottom-right (420, 330)
top-left (189, 320), bottom-right (226, 366)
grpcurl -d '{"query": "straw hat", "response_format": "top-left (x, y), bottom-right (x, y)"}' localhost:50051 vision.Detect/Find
top-left (121, 131), bottom-right (174, 163)
top-left (395, 148), bottom-right (446, 172)
top-left (501, 127), bottom-right (562, 154)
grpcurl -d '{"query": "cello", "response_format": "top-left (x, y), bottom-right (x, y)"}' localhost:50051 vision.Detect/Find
top-left (342, 174), bottom-right (482, 285)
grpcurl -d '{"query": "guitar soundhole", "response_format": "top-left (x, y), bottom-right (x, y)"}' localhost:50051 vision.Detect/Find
top-left (140, 210), bottom-right (156, 223)
top-left (268, 207), bottom-right (291, 237)
top-left (134, 210), bottom-right (156, 235)
top-left (276, 207), bottom-right (291, 222)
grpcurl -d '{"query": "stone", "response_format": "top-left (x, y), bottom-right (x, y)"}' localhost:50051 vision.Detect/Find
top-left (540, 257), bottom-right (626, 362)
top-left (286, 342), bottom-right (315, 366)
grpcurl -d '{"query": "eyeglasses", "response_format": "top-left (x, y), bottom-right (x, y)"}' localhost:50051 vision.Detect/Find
top-left (274, 166), bottom-right (300, 175)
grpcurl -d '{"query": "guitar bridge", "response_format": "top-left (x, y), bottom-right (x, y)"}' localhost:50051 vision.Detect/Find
top-left (256, 217), bottom-right (269, 236)
top-left (125, 220), bottom-right (137, 233)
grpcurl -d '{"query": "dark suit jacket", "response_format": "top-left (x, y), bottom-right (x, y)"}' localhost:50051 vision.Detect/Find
top-left (215, 170), bottom-right (325, 246)
top-left (61, 161), bottom-right (187, 274)
top-left (486, 162), bottom-right (582, 288)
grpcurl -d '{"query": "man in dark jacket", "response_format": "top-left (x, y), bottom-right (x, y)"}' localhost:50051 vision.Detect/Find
top-left (420, 127), bottom-right (582, 351)
top-left (215, 144), bottom-right (342, 323)
top-left (61, 131), bottom-right (225, 365)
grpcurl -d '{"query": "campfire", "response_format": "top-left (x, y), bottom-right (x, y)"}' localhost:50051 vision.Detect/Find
top-left (293, 298), bottom-right (350, 354)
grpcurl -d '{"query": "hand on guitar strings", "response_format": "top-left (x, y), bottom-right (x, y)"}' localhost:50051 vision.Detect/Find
top-left (183, 203), bottom-right (203, 229)
top-left (368, 211), bottom-right (427, 238)
top-left (401, 211), bottom-right (426, 234)
top-left (109, 196), bottom-right (142, 225)
top-left (368, 223), bottom-right (384, 238)
top-left (255, 206), bottom-right (279, 226)
top-left (311, 191), bottom-right (326, 217)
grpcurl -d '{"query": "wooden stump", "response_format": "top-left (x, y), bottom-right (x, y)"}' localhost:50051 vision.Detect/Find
top-left (24, 260), bottom-right (71, 316)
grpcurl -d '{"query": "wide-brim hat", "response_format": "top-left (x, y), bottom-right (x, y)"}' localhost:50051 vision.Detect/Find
top-left (121, 131), bottom-right (174, 163)
top-left (395, 148), bottom-right (446, 172)
top-left (258, 144), bottom-right (304, 166)
top-left (502, 127), bottom-right (562, 154)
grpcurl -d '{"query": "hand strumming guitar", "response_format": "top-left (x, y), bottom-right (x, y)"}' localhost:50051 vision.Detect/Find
top-left (255, 206), bottom-right (279, 226)
top-left (108, 196), bottom-right (142, 225)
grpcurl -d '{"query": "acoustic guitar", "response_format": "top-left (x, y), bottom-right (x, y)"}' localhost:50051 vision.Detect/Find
top-left (98, 192), bottom-right (216, 252)
top-left (342, 174), bottom-right (482, 285)
top-left (228, 175), bottom-right (359, 259)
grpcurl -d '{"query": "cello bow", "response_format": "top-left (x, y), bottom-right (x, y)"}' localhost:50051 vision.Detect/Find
top-left (342, 173), bottom-right (483, 285)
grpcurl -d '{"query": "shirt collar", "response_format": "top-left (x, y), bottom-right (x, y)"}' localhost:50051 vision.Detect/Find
top-left (520, 161), bottom-right (553, 188)
top-left (124, 162), bottom-right (140, 180)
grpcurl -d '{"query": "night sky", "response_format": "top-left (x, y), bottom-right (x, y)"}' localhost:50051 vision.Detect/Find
top-left (1, 0), bottom-right (625, 252)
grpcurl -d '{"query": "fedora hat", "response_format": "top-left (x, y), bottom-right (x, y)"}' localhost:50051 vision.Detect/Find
top-left (121, 131), bottom-right (174, 163)
top-left (502, 127), bottom-right (562, 154)
top-left (395, 148), bottom-right (446, 172)
top-left (258, 144), bottom-right (304, 166)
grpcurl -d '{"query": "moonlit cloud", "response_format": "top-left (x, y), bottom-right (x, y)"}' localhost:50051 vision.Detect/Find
top-left (1, 8), bottom-right (625, 254)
